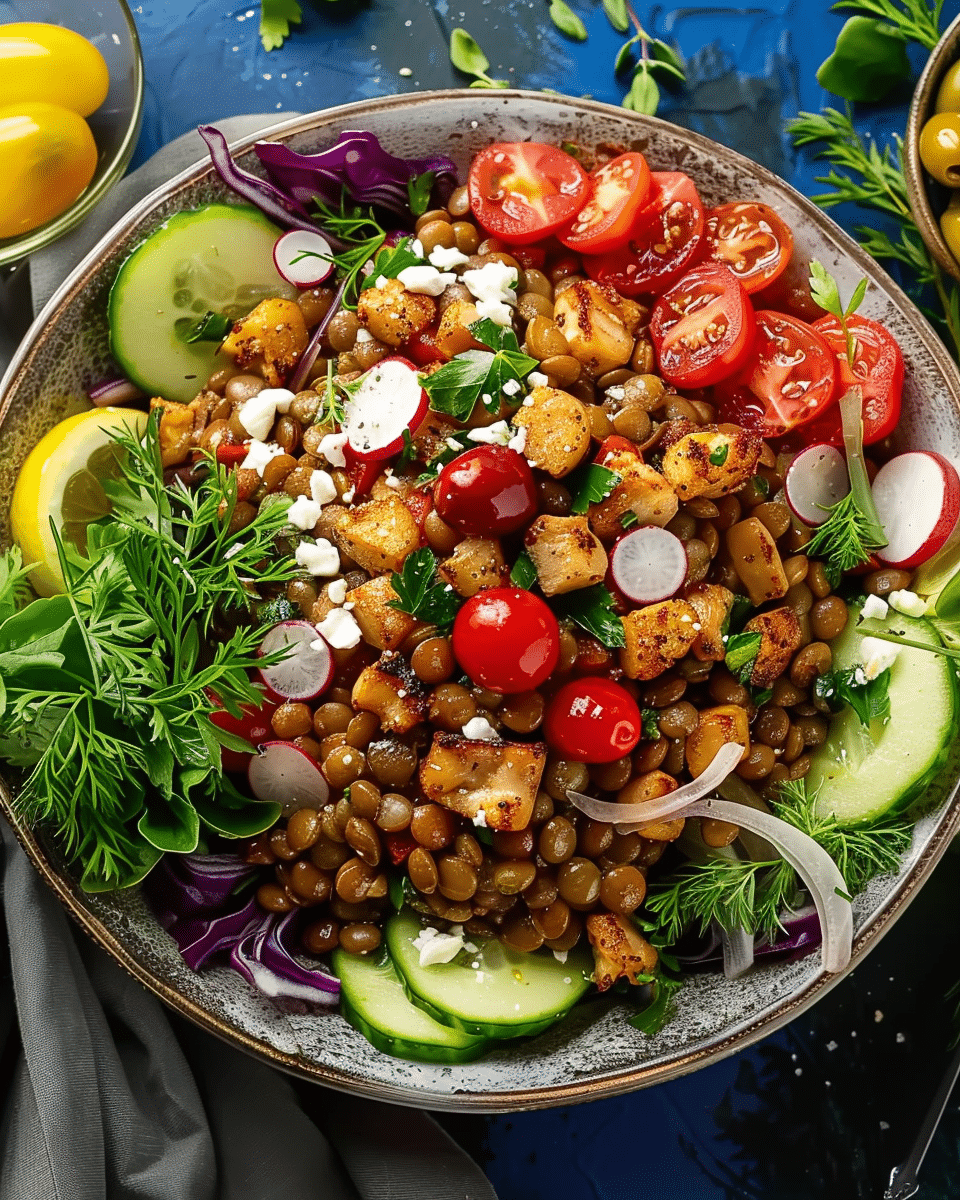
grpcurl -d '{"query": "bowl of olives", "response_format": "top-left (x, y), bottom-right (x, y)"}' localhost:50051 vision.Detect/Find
top-left (906, 11), bottom-right (960, 282)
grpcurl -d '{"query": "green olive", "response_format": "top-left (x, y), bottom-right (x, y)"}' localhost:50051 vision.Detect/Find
top-left (919, 112), bottom-right (960, 186)
top-left (940, 192), bottom-right (960, 262)
top-left (935, 60), bottom-right (960, 114)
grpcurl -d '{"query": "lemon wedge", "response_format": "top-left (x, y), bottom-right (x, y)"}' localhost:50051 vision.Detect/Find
top-left (11, 406), bottom-right (148, 596)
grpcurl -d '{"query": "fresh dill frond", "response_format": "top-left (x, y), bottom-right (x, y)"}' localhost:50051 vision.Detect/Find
top-left (806, 490), bottom-right (884, 572)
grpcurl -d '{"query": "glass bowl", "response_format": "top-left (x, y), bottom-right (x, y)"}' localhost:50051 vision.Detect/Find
top-left (0, 0), bottom-right (143, 267)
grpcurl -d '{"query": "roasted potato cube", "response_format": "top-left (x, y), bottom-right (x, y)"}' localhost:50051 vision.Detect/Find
top-left (685, 583), bottom-right (735, 662)
top-left (435, 298), bottom-right (486, 358)
top-left (419, 732), bottom-right (547, 831)
top-left (410, 412), bottom-right (461, 466)
top-left (588, 458), bottom-right (679, 541)
top-left (617, 770), bottom-right (685, 840)
top-left (726, 517), bottom-right (789, 606)
top-left (586, 913), bottom-right (658, 992)
top-left (151, 396), bottom-right (195, 467)
top-left (221, 298), bottom-right (309, 387)
top-left (357, 277), bottom-right (436, 348)
top-left (438, 537), bottom-right (509, 597)
top-left (524, 514), bottom-right (607, 595)
top-left (330, 496), bottom-right (421, 574)
top-left (351, 653), bottom-right (428, 734)
top-left (685, 705), bottom-right (749, 779)
top-left (348, 574), bottom-right (422, 651)
top-left (661, 426), bottom-right (761, 500)
top-left (512, 386), bottom-right (590, 478)
top-left (553, 280), bottom-right (644, 377)
top-left (743, 606), bottom-right (803, 688)
top-left (621, 599), bottom-right (699, 681)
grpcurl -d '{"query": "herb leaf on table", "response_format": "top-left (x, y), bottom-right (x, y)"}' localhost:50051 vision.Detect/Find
top-left (260, 0), bottom-right (303, 52)
top-left (449, 28), bottom-right (510, 89)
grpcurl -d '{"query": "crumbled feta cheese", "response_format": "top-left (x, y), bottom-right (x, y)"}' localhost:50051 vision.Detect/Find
top-left (375, 274), bottom-right (389, 289)
top-left (266, 387), bottom-right (296, 414)
top-left (384, 472), bottom-right (401, 489)
top-left (462, 716), bottom-right (499, 741)
top-left (295, 538), bottom-right (341, 576)
top-left (429, 244), bottom-right (471, 270)
top-left (467, 420), bottom-right (511, 446)
top-left (507, 426), bottom-right (527, 455)
top-left (605, 385), bottom-right (625, 402)
top-left (315, 606), bottom-right (362, 648)
top-left (238, 392), bottom-right (280, 441)
top-left (317, 432), bottom-right (348, 467)
top-left (397, 265), bottom-right (456, 295)
top-left (860, 594), bottom-right (890, 621)
top-left (327, 578), bottom-right (348, 605)
top-left (502, 378), bottom-right (522, 397)
top-left (859, 637), bottom-right (901, 681)
top-left (355, 327), bottom-right (374, 343)
top-left (472, 808), bottom-right (488, 828)
top-left (410, 238), bottom-right (424, 259)
top-left (445, 436), bottom-right (465, 452)
top-left (462, 260), bottom-right (518, 307)
top-left (287, 496), bottom-right (323, 531)
top-left (341, 487), bottom-right (356, 505)
top-left (309, 469), bottom-right (337, 506)
top-left (888, 589), bottom-right (927, 618)
top-left (527, 371), bottom-right (548, 388)
top-left (412, 925), bottom-right (464, 967)
top-left (241, 439), bottom-right (284, 474)
top-left (474, 298), bottom-right (513, 326)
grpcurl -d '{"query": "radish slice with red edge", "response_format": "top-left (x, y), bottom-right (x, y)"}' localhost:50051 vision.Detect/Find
top-left (257, 620), bottom-right (334, 702)
top-left (340, 356), bottom-right (429, 461)
top-left (872, 451), bottom-right (960, 569)
top-left (273, 230), bottom-right (334, 287)
top-left (247, 741), bottom-right (330, 815)
top-left (784, 443), bottom-right (849, 527)
top-left (609, 525), bottom-right (687, 604)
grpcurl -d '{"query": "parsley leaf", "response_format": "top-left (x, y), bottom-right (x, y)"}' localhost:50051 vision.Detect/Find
top-left (420, 320), bottom-right (537, 421)
top-left (510, 550), bottom-right (538, 590)
top-left (751, 474), bottom-right (770, 499)
top-left (724, 631), bottom-right (762, 683)
top-left (360, 237), bottom-right (426, 292)
top-left (568, 463), bottom-right (622, 514)
top-left (628, 968), bottom-right (684, 1036)
top-left (388, 548), bottom-right (461, 630)
top-left (641, 708), bottom-right (660, 740)
top-left (259, 0), bottom-right (302, 51)
top-left (709, 443), bottom-right (730, 467)
top-left (620, 509), bottom-right (639, 530)
top-left (553, 585), bottom-right (626, 648)
top-left (407, 171), bottom-right (436, 218)
top-left (177, 311), bottom-right (233, 345)
top-left (813, 665), bottom-right (891, 727)
top-left (809, 260), bottom-right (868, 368)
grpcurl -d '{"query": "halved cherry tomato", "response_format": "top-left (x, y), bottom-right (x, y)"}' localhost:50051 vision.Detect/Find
top-left (702, 202), bottom-right (794, 294)
top-left (453, 588), bottom-right (560, 694)
top-left (583, 172), bottom-right (705, 296)
top-left (342, 445), bottom-right (381, 497)
top-left (558, 152), bottom-right (652, 255)
top-left (544, 677), bottom-right (642, 763)
top-left (805, 314), bottom-right (904, 445)
top-left (468, 142), bottom-right (590, 246)
top-left (715, 310), bottom-right (838, 437)
top-left (216, 443), bottom-right (249, 467)
top-left (649, 263), bottom-right (756, 389)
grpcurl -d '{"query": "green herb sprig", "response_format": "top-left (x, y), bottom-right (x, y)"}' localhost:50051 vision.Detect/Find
top-left (611, 5), bottom-right (686, 116)
top-left (552, 584), bottom-right (626, 649)
top-left (388, 547), bottom-right (461, 630)
top-left (449, 28), bottom-right (510, 89)
top-left (548, 0), bottom-right (588, 40)
top-left (814, 665), bottom-right (892, 727)
top-left (420, 319), bottom-right (537, 421)
top-left (259, 0), bottom-right (302, 52)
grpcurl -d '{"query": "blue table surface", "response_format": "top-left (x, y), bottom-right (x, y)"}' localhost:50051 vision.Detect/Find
top-left (129, 2), bottom-right (960, 1196)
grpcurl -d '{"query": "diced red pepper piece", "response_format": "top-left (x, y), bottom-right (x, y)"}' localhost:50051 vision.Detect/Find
top-left (385, 829), bottom-right (419, 866)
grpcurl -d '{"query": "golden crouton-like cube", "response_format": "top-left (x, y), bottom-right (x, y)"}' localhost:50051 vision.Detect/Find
top-left (726, 517), bottom-right (789, 606)
top-left (150, 396), bottom-right (196, 467)
top-left (685, 705), bottom-right (750, 779)
top-left (586, 913), bottom-right (658, 992)
top-left (524, 514), bottom-right (607, 595)
top-left (512, 386), bottom-right (590, 478)
top-left (419, 732), bottom-right (547, 832)
top-left (348, 574), bottom-right (422, 652)
top-left (616, 770), bottom-right (685, 841)
top-left (743, 606), bottom-right (803, 688)
top-left (553, 280), bottom-right (644, 377)
top-left (588, 451), bottom-right (679, 541)
top-left (685, 583), bottom-right (735, 662)
top-left (438, 537), bottom-right (509, 598)
top-left (435, 298), bottom-right (486, 358)
top-left (620, 599), bottom-right (699, 681)
top-left (221, 298), bottom-right (309, 388)
top-left (350, 653), bottom-right (428, 735)
top-left (661, 426), bottom-right (762, 500)
top-left (330, 495), bottom-right (421, 574)
top-left (357, 277), bottom-right (436, 348)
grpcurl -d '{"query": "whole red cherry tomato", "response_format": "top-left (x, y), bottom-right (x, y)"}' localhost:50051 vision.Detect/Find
top-left (453, 588), bottom-right (560, 694)
top-left (806, 313), bottom-right (904, 445)
top-left (544, 677), bottom-right (642, 763)
top-left (433, 445), bottom-right (538, 537)
top-left (650, 263), bottom-right (756, 389)
top-left (559, 151), bottom-right (652, 255)
top-left (701, 202), bottom-right (794, 294)
top-left (210, 697), bottom-right (277, 773)
top-left (468, 142), bottom-right (590, 245)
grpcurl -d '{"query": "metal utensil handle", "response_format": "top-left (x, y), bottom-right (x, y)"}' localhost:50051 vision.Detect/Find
top-left (884, 1037), bottom-right (960, 1199)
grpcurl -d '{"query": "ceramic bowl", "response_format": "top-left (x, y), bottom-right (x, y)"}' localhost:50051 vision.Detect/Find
top-left (905, 12), bottom-right (960, 283)
top-left (3, 91), bottom-right (960, 1112)
top-left (0, 0), bottom-right (144, 267)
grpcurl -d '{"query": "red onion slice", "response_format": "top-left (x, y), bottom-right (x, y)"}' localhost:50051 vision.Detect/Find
top-left (88, 377), bottom-right (146, 406)
top-left (720, 926), bottom-right (755, 979)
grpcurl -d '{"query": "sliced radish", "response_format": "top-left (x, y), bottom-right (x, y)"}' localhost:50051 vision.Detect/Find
top-left (340, 356), bottom-right (429, 461)
top-left (257, 620), bottom-right (334, 702)
top-left (784, 443), bottom-right (850, 527)
top-left (247, 741), bottom-right (330, 815)
top-left (273, 230), bottom-right (334, 287)
top-left (872, 451), bottom-right (960, 569)
top-left (609, 526), bottom-right (687, 605)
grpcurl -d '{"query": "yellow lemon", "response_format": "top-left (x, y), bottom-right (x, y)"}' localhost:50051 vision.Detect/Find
top-left (11, 407), bottom-right (147, 596)
top-left (0, 23), bottom-right (109, 118)
top-left (0, 101), bottom-right (98, 239)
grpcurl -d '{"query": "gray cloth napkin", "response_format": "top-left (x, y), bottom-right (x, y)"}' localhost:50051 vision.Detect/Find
top-left (0, 116), bottom-right (498, 1200)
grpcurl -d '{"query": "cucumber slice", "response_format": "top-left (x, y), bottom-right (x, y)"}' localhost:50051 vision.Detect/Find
top-left (385, 909), bottom-right (594, 1039)
top-left (108, 204), bottom-right (294, 404)
top-left (332, 948), bottom-right (489, 1064)
top-left (808, 602), bottom-right (958, 826)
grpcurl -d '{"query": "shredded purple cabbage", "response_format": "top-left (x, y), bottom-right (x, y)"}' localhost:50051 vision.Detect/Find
top-left (149, 852), bottom-right (257, 925)
top-left (254, 130), bottom-right (457, 215)
top-left (674, 907), bottom-right (823, 971)
top-left (168, 895), bottom-right (264, 971)
top-left (230, 910), bottom-right (340, 1011)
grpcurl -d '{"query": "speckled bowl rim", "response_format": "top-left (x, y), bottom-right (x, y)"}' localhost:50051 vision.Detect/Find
top-left (4, 90), bottom-right (960, 1112)
top-left (905, 11), bottom-right (960, 283)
